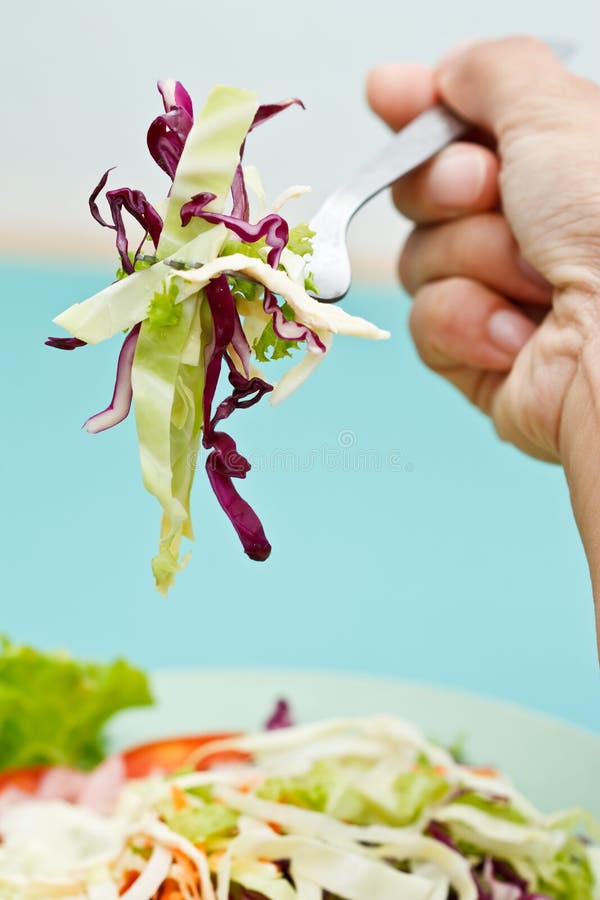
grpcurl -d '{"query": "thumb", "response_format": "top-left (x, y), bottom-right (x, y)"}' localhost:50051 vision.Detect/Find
top-left (436, 36), bottom-right (577, 137)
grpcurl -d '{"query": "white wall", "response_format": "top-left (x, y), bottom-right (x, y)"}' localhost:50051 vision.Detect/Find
top-left (3, 0), bottom-right (598, 280)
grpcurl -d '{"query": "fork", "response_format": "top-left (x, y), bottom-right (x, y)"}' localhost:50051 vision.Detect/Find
top-left (308, 39), bottom-right (576, 303)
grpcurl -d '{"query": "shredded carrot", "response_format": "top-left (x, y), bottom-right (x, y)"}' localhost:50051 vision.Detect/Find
top-left (172, 849), bottom-right (202, 900)
top-left (171, 784), bottom-right (190, 811)
top-left (119, 869), bottom-right (141, 895)
top-left (469, 766), bottom-right (498, 777)
top-left (156, 878), bottom-right (184, 899)
top-left (208, 848), bottom-right (226, 869)
top-left (411, 764), bottom-right (447, 776)
top-left (266, 821), bottom-right (283, 834)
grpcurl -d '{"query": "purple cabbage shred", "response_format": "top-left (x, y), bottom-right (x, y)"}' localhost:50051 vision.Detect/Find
top-left (265, 699), bottom-right (294, 730)
top-left (83, 324), bottom-right (141, 434)
top-left (89, 170), bottom-right (163, 275)
top-left (203, 275), bottom-right (272, 561)
top-left (45, 337), bottom-right (87, 350)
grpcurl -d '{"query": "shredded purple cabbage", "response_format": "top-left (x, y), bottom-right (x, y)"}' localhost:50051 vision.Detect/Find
top-left (230, 163), bottom-right (251, 222)
top-left (427, 825), bottom-right (548, 900)
top-left (251, 99), bottom-right (305, 131)
top-left (265, 699), bottom-right (294, 730)
top-left (45, 337), bottom-right (87, 350)
top-left (83, 324), bottom-right (141, 434)
top-left (89, 170), bottom-right (163, 275)
top-left (147, 80), bottom-right (194, 181)
top-left (203, 275), bottom-right (272, 561)
top-left (425, 820), bottom-right (458, 850)
top-left (230, 98), bottom-right (305, 221)
top-left (474, 858), bottom-right (551, 900)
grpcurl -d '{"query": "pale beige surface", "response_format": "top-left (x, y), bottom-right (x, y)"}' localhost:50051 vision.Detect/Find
top-left (5, 1), bottom-right (594, 288)
top-left (2, 223), bottom-right (402, 285)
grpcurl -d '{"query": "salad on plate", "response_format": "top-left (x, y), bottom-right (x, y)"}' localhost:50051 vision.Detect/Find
top-left (1, 704), bottom-right (598, 900)
top-left (48, 80), bottom-right (390, 593)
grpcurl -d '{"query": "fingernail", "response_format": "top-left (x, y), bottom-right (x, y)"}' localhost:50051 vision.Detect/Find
top-left (517, 254), bottom-right (553, 291)
top-left (428, 145), bottom-right (487, 207)
top-left (488, 308), bottom-right (536, 354)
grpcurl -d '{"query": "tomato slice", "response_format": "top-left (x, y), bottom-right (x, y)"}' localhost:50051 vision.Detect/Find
top-left (0, 733), bottom-right (250, 794)
top-left (121, 732), bottom-right (249, 778)
top-left (0, 765), bottom-right (49, 795)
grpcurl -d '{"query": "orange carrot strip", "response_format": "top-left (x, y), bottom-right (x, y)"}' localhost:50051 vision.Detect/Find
top-left (119, 870), bottom-right (141, 895)
top-left (171, 785), bottom-right (190, 811)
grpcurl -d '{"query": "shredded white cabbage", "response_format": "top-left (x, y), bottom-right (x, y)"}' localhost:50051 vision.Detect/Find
top-left (177, 254), bottom-right (390, 340)
top-left (1, 715), bottom-right (597, 899)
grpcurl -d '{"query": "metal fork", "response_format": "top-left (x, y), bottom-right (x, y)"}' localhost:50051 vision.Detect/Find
top-left (308, 40), bottom-right (576, 303)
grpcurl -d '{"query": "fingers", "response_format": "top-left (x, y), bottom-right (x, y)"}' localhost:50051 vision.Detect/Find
top-left (400, 212), bottom-right (553, 302)
top-left (366, 62), bottom-right (437, 130)
top-left (409, 277), bottom-right (536, 374)
top-left (391, 142), bottom-right (500, 224)
top-left (436, 36), bottom-right (578, 137)
top-left (367, 59), bottom-right (501, 223)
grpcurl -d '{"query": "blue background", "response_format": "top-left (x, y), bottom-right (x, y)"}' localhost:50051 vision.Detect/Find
top-left (2, 260), bottom-right (598, 731)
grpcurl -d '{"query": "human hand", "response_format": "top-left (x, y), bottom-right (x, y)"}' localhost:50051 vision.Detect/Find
top-left (367, 38), bottom-right (600, 638)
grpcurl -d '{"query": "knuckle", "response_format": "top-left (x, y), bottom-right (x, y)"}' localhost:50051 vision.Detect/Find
top-left (398, 229), bottom-right (421, 293)
top-left (496, 34), bottom-right (549, 56)
top-left (409, 279), bottom-right (462, 366)
top-left (391, 178), bottom-right (407, 213)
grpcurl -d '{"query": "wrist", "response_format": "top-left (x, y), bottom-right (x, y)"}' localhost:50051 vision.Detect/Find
top-left (560, 337), bottom-right (600, 642)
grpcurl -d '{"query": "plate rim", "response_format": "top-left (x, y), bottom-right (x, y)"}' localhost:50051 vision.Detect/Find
top-left (146, 664), bottom-right (600, 743)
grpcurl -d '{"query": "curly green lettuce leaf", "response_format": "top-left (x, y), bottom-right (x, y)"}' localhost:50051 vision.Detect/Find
top-left (286, 222), bottom-right (315, 257)
top-left (116, 253), bottom-right (154, 281)
top-left (253, 302), bottom-right (300, 362)
top-left (222, 238), bottom-right (266, 260)
top-left (304, 270), bottom-right (319, 294)
top-left (147, 279), bottom-right (183, 328)
top-left (0, 636), bottom-right (152, 771)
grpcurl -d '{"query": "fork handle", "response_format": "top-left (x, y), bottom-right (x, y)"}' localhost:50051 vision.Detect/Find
top-left (326, 104), bottom-right (469, 226)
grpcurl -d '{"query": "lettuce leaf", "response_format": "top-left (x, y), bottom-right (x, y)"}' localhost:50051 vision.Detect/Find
top-left (258, 759), bottom-right (449, 828)
top-left (286, 222), bottom-right (315, 257)
top-left (147, 279), bottom-right (183, 328)
top-left (131, 294), bottom-right (201, 593)
top-left (0, 636), bottom-right (152, 771)
top-left (536, 836), bottom-right (596, 900)
top-left (166, 803), bottom-right (239, 845)
top-left (230, 860), bottom-right (298, 900)
top-left (253, 302), bottom-right (300, 362)
top-left (451, 790), bottom-right (528, 825)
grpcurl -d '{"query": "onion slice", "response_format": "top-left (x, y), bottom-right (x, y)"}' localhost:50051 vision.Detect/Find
top-left (120, 844), bottom-right (171, 900)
